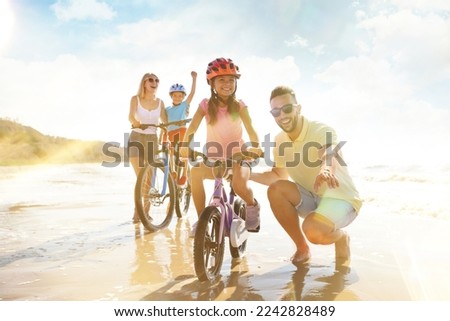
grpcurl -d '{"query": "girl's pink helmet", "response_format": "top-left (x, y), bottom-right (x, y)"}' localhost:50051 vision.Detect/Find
top-left (206, 58), bottom-right (241, 84)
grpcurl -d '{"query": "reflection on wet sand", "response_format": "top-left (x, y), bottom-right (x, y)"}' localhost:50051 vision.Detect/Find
top-left (281, 260), bottom-right (359, 301)
top-left (214, 258), bottom-right (264, 301)
top-left (137, 219), bottom-right (264, 301)
top-left (141, 257), bottom-right (264, 301)
top-left (132, 219), bottom-right (195, 286)
top-left (131, 219), bottom-right (359, 301)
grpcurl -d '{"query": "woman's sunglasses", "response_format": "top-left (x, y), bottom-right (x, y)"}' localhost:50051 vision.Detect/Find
top-left (146, 78), bottom-right (159, 83)
top-left (270, 104), bottom-right (296, 117)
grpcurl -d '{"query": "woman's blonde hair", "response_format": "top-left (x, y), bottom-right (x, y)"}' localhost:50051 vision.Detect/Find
top-left (137, 73), bottom-right (159, 98)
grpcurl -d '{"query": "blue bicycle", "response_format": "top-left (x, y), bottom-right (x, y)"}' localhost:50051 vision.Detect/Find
top-left (134, 119), bottom-right (191, 232)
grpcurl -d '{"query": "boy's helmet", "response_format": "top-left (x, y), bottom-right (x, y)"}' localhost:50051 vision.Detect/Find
top-left (206, 58), bottom-right (241, 84)
top-left (169, 83), bottom-right (186, 94)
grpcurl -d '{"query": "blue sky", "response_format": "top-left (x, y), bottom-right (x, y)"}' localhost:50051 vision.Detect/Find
top-left (1, 0), bottom-right (449, 166)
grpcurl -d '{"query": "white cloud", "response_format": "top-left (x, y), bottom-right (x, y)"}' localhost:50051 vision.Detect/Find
top-left (312, 5), bottom-right (450, 166)
top-left (309, 93), bottom-right (450, 167)
top-left (355, 9), bottom-right (368, 21)
top-left (284, 34), bottom-right (326, 56)
top-left (0, 0), bottom-right (15, 53)
top-left (311, 53), bottom-right (449, 167)
top-left (285, 34), bottom-right (309, 48)
top-left (96, 18), bottom-right (181, 54)
top-left (0, 54), bottom-right (142, 142)
top-left (358, 9), bottom-right (450, 85)
top-left (390, 0), bottom-right (450, 11)
top-left (51, 0), bottom-right (116, 21)
top-left (316, 56), bottom-right (412, 102)
top-left (310, 44), bottom-right (325, 56)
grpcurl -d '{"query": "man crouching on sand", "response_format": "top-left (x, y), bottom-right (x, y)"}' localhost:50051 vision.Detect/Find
top-left (250, 86), bottom-right (362, 265)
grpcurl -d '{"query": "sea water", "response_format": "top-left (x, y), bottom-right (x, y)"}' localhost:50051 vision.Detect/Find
top-left (1, 161), bottom-right (449, 224)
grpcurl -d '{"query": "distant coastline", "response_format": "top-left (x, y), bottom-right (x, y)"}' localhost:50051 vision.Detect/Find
top-left (0, 118), bottom-right (123, 166)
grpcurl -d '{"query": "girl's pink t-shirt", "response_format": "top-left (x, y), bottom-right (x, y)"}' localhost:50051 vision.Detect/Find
top-left (199, 98), bottom-right (246, 158)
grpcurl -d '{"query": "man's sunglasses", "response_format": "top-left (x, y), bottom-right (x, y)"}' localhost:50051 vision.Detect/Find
top-left (270, 104), bottom-right (296, 117)
top-left (147, 78), bottom-right (159, 83)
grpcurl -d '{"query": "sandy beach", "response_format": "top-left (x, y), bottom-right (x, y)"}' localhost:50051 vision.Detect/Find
top-left (1, 163), bottom-right (450, 301)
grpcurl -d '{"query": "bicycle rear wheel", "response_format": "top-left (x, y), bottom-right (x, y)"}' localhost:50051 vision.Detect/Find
top-left (175, 166), bottom-right (191, 218)
top-left (135, 164), bottom-right (175, 232)
top-left (229, 198), bottom-right (247, 258)
top-left (193, 206), bottom-right (224, 282)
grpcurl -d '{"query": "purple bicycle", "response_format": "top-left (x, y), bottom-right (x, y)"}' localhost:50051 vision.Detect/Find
top-left (191, 150), bottom-right (263, 282)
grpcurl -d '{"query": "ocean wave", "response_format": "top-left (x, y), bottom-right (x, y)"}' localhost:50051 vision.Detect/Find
top-left (353, 163), bottom-right (450, 184)
top-left (1, 163), bottom-right (448, 223)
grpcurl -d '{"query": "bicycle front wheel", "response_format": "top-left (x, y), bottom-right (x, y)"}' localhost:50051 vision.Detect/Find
top-left (193, 206), bottom-right (224, 282)
top-left (135, 164), bottom-right (175, 232)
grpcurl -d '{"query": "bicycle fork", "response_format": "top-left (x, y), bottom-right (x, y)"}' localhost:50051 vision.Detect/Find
top-left (209, 181), bottom-right (248, 248)
top-left (151, 156), bottom-right (170, 196)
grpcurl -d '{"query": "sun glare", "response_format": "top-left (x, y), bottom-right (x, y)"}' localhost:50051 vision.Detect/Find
top-left (0, 0), bottom-right (15, 52)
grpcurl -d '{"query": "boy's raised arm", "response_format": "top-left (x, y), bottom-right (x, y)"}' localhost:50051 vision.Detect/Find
top-left (186, 71), bottom-right (197, 105)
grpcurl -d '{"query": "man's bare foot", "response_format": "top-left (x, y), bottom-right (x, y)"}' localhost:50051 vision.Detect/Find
top-left (290, 249), bottom-right (311, 266)
top-left (335, 231), bottom-right (350, 260)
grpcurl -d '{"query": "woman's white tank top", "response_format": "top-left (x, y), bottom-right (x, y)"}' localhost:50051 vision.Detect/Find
top-left (133, 96), bottom-right (161, 134)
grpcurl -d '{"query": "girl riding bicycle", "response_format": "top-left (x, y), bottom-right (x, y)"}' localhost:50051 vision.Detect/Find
top-left (181, 58), bottom-right (262, 235)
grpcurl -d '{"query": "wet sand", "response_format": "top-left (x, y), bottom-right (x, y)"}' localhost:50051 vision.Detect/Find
top-left (1, 164), bottom-right (449, 301)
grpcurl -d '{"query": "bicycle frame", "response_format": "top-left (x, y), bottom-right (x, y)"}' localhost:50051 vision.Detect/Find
top-left (192, 150), bottom-right (262, 281)
top-left (190, 149), bottom-right (264, 281)
top-left (192, 151), bottom-right (258, 244)
top-left (209, 171), bottom-right (236, 245)
top-left (136, 118), bottom-right (192, 196)
top-left (150, 148), bottom-right (170, 196)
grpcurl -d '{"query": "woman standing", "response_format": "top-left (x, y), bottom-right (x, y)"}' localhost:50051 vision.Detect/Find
top-left (128, 73), bottom-right (168, 223)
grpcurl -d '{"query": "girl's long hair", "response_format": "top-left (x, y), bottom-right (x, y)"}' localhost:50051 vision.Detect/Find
top-left (207, 80), bottom-right (240, 124)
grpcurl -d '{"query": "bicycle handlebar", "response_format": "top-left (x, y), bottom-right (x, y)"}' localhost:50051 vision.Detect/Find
top-left (132, 118), bottom-right (192, 131)
top-left (188, 149), bottom-right (264, 168)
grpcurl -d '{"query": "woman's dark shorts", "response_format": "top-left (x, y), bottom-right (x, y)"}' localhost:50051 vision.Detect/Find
top-left (127, 131), bottom-right (158, 167)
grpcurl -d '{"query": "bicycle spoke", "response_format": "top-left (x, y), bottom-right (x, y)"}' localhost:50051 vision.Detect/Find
top-left (135, 165), bottom-right (174, 232)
